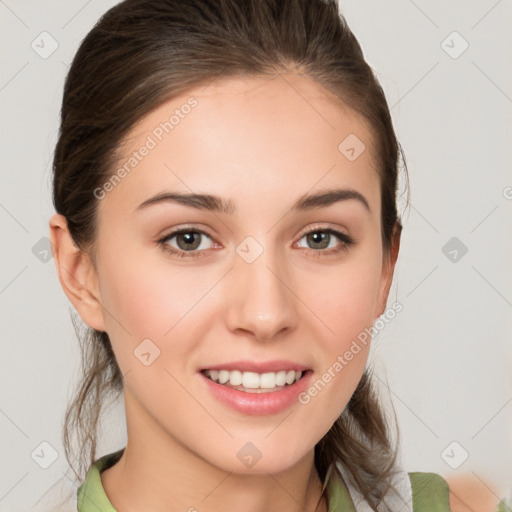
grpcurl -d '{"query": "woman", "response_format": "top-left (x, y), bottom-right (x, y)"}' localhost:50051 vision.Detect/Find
top-left (44, 0), bottom-right (498, 510)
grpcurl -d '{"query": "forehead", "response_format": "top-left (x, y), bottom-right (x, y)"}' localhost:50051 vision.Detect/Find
top-left (103, 72), bottom-right (380, 216)
top-left (120, 72), bottom-right (377, 160)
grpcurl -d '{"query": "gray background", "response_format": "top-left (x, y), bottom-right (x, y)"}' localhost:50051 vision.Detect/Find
top-left (1, 0), bottom-right (511, 510)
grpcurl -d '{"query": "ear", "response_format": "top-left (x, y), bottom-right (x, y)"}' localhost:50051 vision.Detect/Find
top-left (49, 213), bottom-right (107, 332)
top-left (375, 222), bottom-right (401, 318)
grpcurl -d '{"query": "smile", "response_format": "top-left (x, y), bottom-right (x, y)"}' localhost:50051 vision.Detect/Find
top-left (201, 369), bottom-right (304, 393)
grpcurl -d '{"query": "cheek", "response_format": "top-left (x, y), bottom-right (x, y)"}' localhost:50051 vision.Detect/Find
top-left (295, 251), bottom-right (382, 419)
top-left (312, 253), bottom-right (383, 344)
top-left (95, 246), bottom-right (208, 367)
top-left (100, 237), bottom-right (207, 321)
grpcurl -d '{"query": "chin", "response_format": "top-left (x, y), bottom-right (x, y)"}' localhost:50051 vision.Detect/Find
top-left (203, 441), bottom-right (314, 476)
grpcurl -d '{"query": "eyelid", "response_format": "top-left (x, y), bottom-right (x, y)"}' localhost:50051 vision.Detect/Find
top-left (296, 223), bottom-right (350, 240)
top-left (158, 225), bottom-right (213, 240)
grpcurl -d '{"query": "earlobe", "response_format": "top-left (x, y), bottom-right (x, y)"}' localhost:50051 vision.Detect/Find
top-left (375, 222), bottom-right (402, 318)
top-left (49, 213), bottom-right (107, 332)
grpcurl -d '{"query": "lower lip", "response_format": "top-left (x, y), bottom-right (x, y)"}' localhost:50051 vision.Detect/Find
top-left (199, 370), bottom-right (313, 416)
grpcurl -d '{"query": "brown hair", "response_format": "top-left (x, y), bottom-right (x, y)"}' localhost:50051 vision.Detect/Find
top-left (52, 0), bottom-right (408, 509)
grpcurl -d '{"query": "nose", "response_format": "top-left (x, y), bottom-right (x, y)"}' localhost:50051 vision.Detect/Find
top-left (225, 248), bottom-right (297, 341)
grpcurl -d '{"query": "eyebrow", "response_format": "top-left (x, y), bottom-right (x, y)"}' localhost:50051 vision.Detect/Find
top-left (136, 187), bottom-right (371, 214)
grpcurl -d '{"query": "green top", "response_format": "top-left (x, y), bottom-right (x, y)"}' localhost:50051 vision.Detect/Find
top-left (77, 449), bottom-right (509, 511)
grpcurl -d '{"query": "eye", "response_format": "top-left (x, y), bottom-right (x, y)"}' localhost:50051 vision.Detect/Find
top-left (294, 227), bottom-right (355, 256)
top-left (157, 225), bottom-right (355, 260)
top-left (157, 227), bottom-right (216, 258)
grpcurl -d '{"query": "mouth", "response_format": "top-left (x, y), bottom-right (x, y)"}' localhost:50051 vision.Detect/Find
top-left (200, 369), bottom-right (310, 393)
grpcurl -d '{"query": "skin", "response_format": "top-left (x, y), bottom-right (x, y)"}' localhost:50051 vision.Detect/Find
top-left (50, 71), bottom-right (400, 512)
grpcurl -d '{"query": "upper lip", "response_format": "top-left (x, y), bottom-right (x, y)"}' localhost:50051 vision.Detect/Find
top-left (200, 360), bottom-right (310, 373)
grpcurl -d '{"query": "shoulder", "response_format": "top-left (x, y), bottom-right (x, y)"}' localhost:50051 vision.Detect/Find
top-left (330, 463), bottom-right (450, 511)
top-left (415, 473), bottom-right (512, 512)
top-left (408, 472), bottom-right (451, 511)
top-left (77, 449), bottom-right (124, 512)
top-left (495, 499), bottom-right (512, 512)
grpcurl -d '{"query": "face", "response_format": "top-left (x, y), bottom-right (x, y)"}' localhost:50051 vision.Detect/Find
top-left (83, 73), bottom-right (395, 474)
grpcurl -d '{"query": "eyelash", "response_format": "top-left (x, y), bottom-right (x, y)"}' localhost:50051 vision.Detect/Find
top-left (157, 225), bottom-right (355, 259)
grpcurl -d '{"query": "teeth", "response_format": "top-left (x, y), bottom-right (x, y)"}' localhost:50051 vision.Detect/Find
top-left (275, 371), bottom-right (286, 386)
top-left (203, 369), bottom-right (304, 390)
top-left (242, 371), bottom-right (259, 389)
top-left (260, 372), bottom-right (277, 388)
top-left (229, 370), bottom-right (242, 386)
